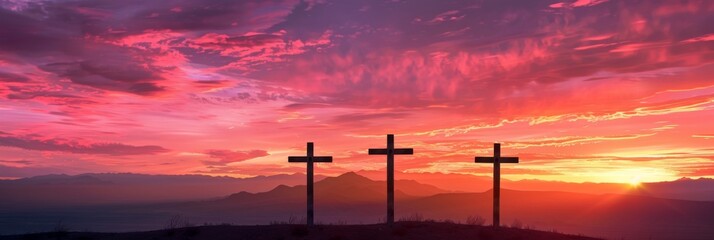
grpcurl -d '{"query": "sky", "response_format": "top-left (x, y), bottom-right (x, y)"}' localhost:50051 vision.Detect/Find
top-left (0, 0), bottom-right (713, 183)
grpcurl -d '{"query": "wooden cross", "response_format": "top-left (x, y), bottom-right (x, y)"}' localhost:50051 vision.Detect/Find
top-left (288, 142), bottom-right (333, 226)
top-left (474, 143), bottom-right (519, 227)
top-left (368, 134), bottom-right (413, 225)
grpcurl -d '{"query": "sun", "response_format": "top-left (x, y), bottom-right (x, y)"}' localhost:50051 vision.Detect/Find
top-left (628, 177), bottom-right (641, 187)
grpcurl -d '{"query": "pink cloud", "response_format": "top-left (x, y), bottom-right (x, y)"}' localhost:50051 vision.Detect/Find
top-left (426, 10), bottom-right (464, 24)
top-left (653, 1), bottom-right (714, 16)
top-left (549, 2), bottom-right (567, 9)
top-left (609, 43), bottom-right (662, 53)
top-left (682, 34), bottom-right (714, 43)
top-left (572, 0), bottom-right (609, 8)
top-left (204, 149), bottom-right (270, 166)
top-left (202, 30), bottom-right (333, 70)
top-left (549, 0), bottom-right (609, 8)
top-left (574, 43), bottom-right (618, 51)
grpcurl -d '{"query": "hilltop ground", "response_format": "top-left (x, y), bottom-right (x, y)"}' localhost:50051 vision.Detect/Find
top-left (1, 222), bottom-right (599, 240)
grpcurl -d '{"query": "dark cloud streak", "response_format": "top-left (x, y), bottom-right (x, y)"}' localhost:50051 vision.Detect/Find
top-left (0, 71), bottom-right (30, 82)
top-left (0, 134), bottom-right (168, 156)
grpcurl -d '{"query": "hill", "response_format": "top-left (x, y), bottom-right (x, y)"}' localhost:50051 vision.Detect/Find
top-left (399, 190), bottom-right (714, 240)
top-left (0, 222), bottom-right (601, 240)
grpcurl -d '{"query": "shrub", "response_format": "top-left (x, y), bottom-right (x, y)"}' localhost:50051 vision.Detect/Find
top-left (164, 215), bottom-right (191, 237)
top-left (510, 219), bottom-right (523, 229)
top-left (272, 216), bottom-right (307, 225)
top-left (165, 215), bottom-right (191, 230)
top-left (288, 215), bottom-right (307, 224)
top-left (398, 213), bottom-right (424, 222)
top-left (466, 215), bottom-right (486, 226)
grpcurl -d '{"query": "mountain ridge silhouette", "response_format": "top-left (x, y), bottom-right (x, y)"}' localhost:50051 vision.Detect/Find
top-left (1, 172), bottom-right (713, 240)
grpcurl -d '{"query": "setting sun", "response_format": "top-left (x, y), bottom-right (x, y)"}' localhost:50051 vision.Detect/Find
top-left (629, 178), bottom-right (641, 187)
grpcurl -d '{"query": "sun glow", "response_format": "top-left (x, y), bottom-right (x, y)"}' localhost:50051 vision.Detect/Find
top-left (628, 176), bottom-right (641, 187)
top-left (595, 167), bottom-right (676, 184)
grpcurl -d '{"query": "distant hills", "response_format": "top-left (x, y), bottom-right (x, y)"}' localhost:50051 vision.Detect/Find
top-left (2, 171), bottom-right (713, 209)
top-left (356, 170), bottom-right (714, 201)
top-left (0, 172), bottom-right (327, 208)
top-left (1, 172), bottom-right (712, 240)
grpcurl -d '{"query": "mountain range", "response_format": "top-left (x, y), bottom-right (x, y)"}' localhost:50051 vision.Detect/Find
top-left (0, 172), bottom-right (325, 208)
top-left (2, 171), bottom-right (713, 210)
top-left (357, 170), bottom-right (714, 201)
top-left (1, 172), bottom-right (713, 240)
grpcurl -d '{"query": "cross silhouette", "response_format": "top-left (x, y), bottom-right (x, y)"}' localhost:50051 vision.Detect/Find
top-left (475, 143), bottom-right (519, 227)
top-left (368, 134), bottom-right (413, 225)
top-left (288, 142), bottom-right (333, 226)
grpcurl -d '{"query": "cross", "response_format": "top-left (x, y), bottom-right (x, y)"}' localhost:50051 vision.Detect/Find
top-left (288, 142), bottom-right (333, 226)
top-left (368, 134), bottom-right (413, 225)
top-left (474, 143), bottom-right (519, 227)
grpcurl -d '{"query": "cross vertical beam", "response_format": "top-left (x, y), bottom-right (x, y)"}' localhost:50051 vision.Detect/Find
top-left (288, 142), bottom-right (333, 226)
top-left (474, 143), bottom-right (519, 227)
top-left (368, 134), bottom-right (413, 225)
top-left (307, 142), bottom-right (314, 226)
top-left (493, 143), bottom-right (500, 228)
top-left (387, 134), bottom-right (394, 226)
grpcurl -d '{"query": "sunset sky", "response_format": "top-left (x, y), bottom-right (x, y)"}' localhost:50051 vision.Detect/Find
top-left (1, 0), bottom-right (713, 183)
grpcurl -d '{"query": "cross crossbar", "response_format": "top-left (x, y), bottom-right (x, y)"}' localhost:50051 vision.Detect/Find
top-left (288, 156), bottom-right (333, 162)
top-left (368, 148), bottom-right (414, 155)
top-left (475, 157), bottom-right (519, 163)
